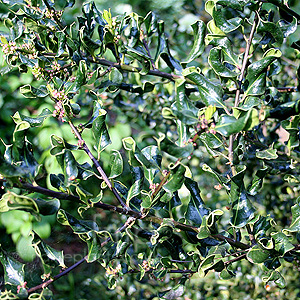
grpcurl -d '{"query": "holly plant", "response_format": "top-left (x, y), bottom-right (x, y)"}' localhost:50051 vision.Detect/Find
top-left (0, 0), bottom-right (300, 299)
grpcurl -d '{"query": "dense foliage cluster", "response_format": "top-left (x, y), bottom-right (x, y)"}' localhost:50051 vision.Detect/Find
top-left (0, 0), bottom-right (300, 298)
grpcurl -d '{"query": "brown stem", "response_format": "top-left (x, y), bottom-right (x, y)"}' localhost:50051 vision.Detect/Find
top-left (151, 171), bottom-right (170, 198)
top-left (27, 255), bottom-right (87, 294)
top-left (228, 12), bottom-right (259, 175)
top-left (0, 180), bottom-right (249, 250)
top-left (0, 179), bottom-right (142, 218)
top-left (234, 13), bottom-right (259, 107)
top-left (87, 56), bottom-right (196, 84)
top-left (224, 253), bottom-right (247, 266)
top-left (68, 120), bottom-right (128, 209)
top-left (142, 37), bottom-right (156, 69)
top-left (228, 135), bottom-right (236, 176)
top-left (277, 87), bottom-right (298, 93)
top-left (27, 217), bottom-right (135, 294)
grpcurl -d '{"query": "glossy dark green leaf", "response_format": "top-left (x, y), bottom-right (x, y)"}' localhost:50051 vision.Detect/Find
top-left (92, 108), bottom-right (111, 156)
top-left (282, 115), bottom-right (300, 150)
top-left (200, 132), bottom-right (223, 149)
top-left (208, 37), bottom-right (239, 67)
top-left (77, 162), bottom-right (95, 180)
top-left (163, 164), bottom-right (186, 194)
top-left (256, 147), bottom-right (278, 160)
top-left (0, 191), bottom-right (39, 214)
top-left (176, 120), bottom-right (189, 148)
top-left (32, 235), bottom-right (65, 275)
top-left (271, 232), bottom-right (294, 256)
top-left (125, 46), bottom-right (151, 75)
top-left (183, 20), bottom-right (206, 64)
top-left (75, 60), bottom-right (87, 88)
top-left (85, 232), bottom-right (102, 262)
top-left (57, 209), bottom-right (100, 234)
top-left (123, 137), bottom-right (156, 168)
top-left (217, 0), bottom-right (245, 10)
top-left (33, 198), bottom-right (60, 215)
top-left (151, 220), bottom-right (174, 244)
top-left (64, 149), bottom-right (78, 180)
top-left (64, 0), bottom-right (75, 7)
top-left (155, 21), bottom-right (182, 71)
top-left (279, 17), bottom-right (297, 38)
top-left (213, 5), bottom-right (242, 33)
top-left (0, 248), bottom-right (25, 286)
top-left (202, 163), bottom-right (230, 188)
top-left (220, 266), bottom-right (235, 279)
top-left (263, 270), bottom-right (286, 288)
top-left (13, 109), bottom-right (52, 128)
top-left (19, 139), bottom-right (40, 178)
top-left (244, 49), bottom-right (281, 96)
top-left (257, 20), bottom-right (284, 44)
top-left (108, 67), bottom-right (123, 84)
top-left (40, 241), bottom-right (66, 268)
top-left (183, 69), bottom-right (225, 109)
top-left (144, 11), bottom-right (158, 36)
top-left (198, 254), bottom-right (221, 277)
top-left (0, 156), bottom-right (30, 178)
top-left (197, 209), bottom-right (223, 239)
top-left (141, 145), bottom-right (162, 183)
top-left (247, 166), bottom-right (268, 195)
top-left (157, 134), bottom-right (193, 159)
top-left (209, 47), bottom-right (238, 77)
top-left (239, 96), bottom-right (261, 110)
top-left (109, 150), bottom-right (123, 179)
top-left (283, 203), bottom-right (300, 234)
top-left (171, 81), bottom-right (199, 125)
top-left (19, 54), bottom-right (37, 68)
top-left (127, 166), bottom-right (144, 203)
top-left (55, 31), bottom-right (66, 57)
top-left (251, 215), bottom-right (272, 236)
top-left (50, 173), bottom-right (65, 190)
top-left (79, 29), bottom-right (101, 55)
top-left (215, 109), bottom-right (259, 136)
top-left (247, 245), bottom-right (270, 263)
top-left (19, 84), bottom-right (48, 98)
top-left (13, 121), bottom-right (30, 149)
top-left (185, 177), bottom-right (210, 226)
top-left (230, 166), bottom-right (255, 227)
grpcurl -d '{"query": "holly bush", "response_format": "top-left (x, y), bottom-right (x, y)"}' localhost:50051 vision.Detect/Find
top-left (0, 0), bottom-right (300, 299)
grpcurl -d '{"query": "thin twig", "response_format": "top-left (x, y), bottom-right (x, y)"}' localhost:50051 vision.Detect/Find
top-left (0, 179), bottom-right (142, 218)
top-left (88, 56), bottom-right (196, 84)
top-left (277, 87), bottom-right (298, 93)
top-left (234, 12), bottom-right (259, 108)
top-left (27, 217), bottom-right (135, 294)
top-left (142, 37), bottom-right (156, 69)
top-left (224, 253), bottom-right (247, 265)
top-left (68, 120), bottom-right (128, 209)
top-left (26, 255), bottom-right (87, 294)
top-left (228, 12), bottom-right (259, 175)
top-left (1, 177), bottom-right (250, 250)
top-left (151, 172), bottom-right (170, 199)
